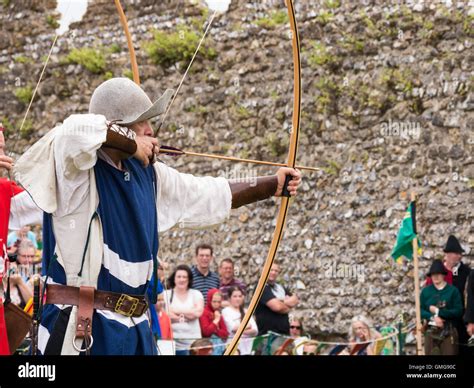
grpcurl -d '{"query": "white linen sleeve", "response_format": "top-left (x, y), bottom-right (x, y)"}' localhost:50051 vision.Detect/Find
top-left (154, 162), bottom-right (232, 232)
top-left (53, 114), bottom-right (108, 216)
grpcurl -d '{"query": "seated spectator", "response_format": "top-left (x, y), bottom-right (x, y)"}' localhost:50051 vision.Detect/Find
top-left (348, 315), bottom-right (382, 355)
top-left (302, 341), bottom-right (318, 355)
top-left (421, 259), bottom-right (463, 355)
top-left (199, 288), bottom-right (228, 355)
top-left (218, 258), bottom-right (247, 307)
top-left (8, 225), bottom-right (38, 249)
top-left (289, 317), bottom-right (310, 355)
top-left (222, 286), bottom-right (258, 355)
top-left (189, 338), bottom-right (213, 356)
top-left (163, 264), bottom-right (204, 355)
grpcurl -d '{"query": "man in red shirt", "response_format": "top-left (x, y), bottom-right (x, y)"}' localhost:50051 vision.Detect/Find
top-left (0, 126), bottom-right (23, 249)
top-left (0, 124), bottom-right (17, 354)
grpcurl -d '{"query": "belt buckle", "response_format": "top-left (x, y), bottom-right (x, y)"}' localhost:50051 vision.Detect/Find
top-left (115, 294), bottom-right (139, 317)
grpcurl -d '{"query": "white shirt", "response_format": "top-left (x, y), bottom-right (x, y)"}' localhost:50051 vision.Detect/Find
top-left (163, 289), bottom-right (204, 351)
top-left (222, 306), bottom-right (258, 355)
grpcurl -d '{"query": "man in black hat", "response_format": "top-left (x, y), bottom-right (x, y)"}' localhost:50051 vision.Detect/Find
top-left (420, 259), bottom-right (463, 355)
top-left (426, 235), bottom-right (471, 353)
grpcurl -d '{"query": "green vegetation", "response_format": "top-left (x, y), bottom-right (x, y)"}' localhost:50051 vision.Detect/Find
top-left (255, 10), bottom-right (288, 29)
top-left (19, 119), bottom-right (33, 139)
top-left (14, 55), bottom-right (33, 64)
top-left (144, 26), bottom-right (216, 68)
top-left (109, 43), bottom-right (121, 54)
top-left (238, 148), bottom-right (250, 159)
top-left (322, 160), bottom-right (341, 176)
top-left (307, 41), bottom-right (337, 68)
top-left (324, 0), bottom-right (340, 9)
top-left (379, 68), bottom-right (414, 94)
top-left (463, 14), bottom-right (474, 34)
top-left (46, 14), bottom-right (60, 29)
top-left (186, 105), bottom-right (208, 115)
top-left (423, 20), bottom-right (434, 30)
top-left (14, 85), bottom-right (33, 104)
top-left (314, 76), bottom-right (340, 114)
top-left (103, 71), bottom-right (113, 80)
top-left (123, 69), bottom-right (133, 80)
top-left (418, 19), bottom-right (434, 39)
top-left (234, 104), bottom-right (251, 119)
top-left (275, 111), bottom-right (285, 122)
top-left (340, 34), bottom-right (365, 54)
top-left (1, 117), bottom-right (14, 135)
top-left (66, 47), bottom-right (107, 74)
top-left (264, 133), bottom-right (288, 157)
top-left (315, 10), bottom-right (334, 26)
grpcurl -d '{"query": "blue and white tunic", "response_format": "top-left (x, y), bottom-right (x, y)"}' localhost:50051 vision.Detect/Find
top-left (40, 158), bottom-right (158, 355)
top-left (14, 114), bottom-right (232, 355)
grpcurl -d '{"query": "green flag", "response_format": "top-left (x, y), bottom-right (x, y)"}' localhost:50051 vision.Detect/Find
top-left (391, 201), bottom-right (421, 263)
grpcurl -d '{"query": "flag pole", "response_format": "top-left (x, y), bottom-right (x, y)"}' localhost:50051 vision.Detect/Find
top-left (411, 191), bottom-right (423, 355)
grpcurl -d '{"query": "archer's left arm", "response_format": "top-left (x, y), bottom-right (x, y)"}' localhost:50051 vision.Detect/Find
top-left (229, 167), bottom-right (302, 209)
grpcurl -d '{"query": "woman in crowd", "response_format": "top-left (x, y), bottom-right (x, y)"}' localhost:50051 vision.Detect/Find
top-left (199, 288), bottom-right (228, 355)
top-left (347, 315), bottom-right (382, 355)
top-left (289, 316), bottom-right (309, 355)
top-left (222, 286), bottom-right (258, 355)
top-left (163, 264), bottom-right (203, 355)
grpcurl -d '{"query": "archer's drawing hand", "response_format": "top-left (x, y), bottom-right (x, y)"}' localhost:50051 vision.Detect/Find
top-left (134, 136), bottom-right (159, 167)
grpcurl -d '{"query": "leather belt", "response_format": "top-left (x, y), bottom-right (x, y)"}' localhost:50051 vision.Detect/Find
top-left (46, 284), bottom-right (148, 318)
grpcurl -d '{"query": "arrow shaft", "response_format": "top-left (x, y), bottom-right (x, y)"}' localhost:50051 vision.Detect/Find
top-left (159, 148), bottom-right (319, 172)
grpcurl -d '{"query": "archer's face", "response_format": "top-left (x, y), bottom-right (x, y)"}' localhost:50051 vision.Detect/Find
top-left (129, 120), bottom-right (153, 137)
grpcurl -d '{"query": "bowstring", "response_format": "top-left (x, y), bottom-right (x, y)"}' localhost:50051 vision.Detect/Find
top-left (154, 9), bottom-right (218, 137)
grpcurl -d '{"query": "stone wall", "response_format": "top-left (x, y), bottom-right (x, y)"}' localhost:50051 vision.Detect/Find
top-left (0, 0), bottom-right (472, 335)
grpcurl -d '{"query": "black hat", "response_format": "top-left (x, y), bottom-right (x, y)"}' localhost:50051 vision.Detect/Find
top-left (443, 235), bottom-right (464, 254)
top-left (427, 259), bottom-right (448, 277)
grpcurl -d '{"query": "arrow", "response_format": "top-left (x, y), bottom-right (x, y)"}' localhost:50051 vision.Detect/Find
top-left (159, 145), bottom-right (320, 172)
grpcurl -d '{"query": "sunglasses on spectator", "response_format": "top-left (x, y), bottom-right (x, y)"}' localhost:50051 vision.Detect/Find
top-left (290, 325), bottom-right (301, 329)
top-left (303, 351), bottom-right (316, 355)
